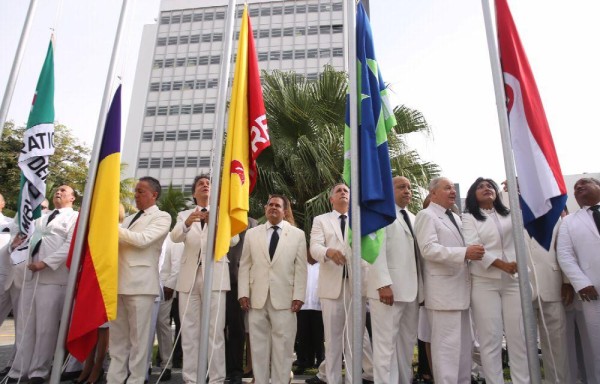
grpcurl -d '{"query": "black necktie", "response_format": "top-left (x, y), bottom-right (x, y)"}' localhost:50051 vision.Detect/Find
top-left (590, 206), bottom-right (600, 235)
top-left (339, 214), bottom-right (347, 239)
top-left (200, 207), bottom-right (207, 229)
top-left (400, 209), bottom-right (414, 237)
top-left (445, 209), bottom-right (462, 234)
top-left (269, 225), bottom-right (279, 260)
top-left (32, 210), bottom-right (60, 257)
top-left (128, 210), bottom-right (144, 228)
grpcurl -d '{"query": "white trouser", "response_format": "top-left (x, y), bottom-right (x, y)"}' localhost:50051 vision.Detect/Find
top-left (9, 279), bottom-right (65, 380)
top-left (534, 300), bottom-right (570, 384)
top-left (582, 299), bottom-right (600, 384)
top-left (315, 327), bottom-right (373, 383)
top-left (566, 303), bottom-right (595, 383)
top-left (107, 294), bottom-right (156, 384)
top-left (429, 308), bottom-right (472, 384)
top-left (370, 298), bottom-right (418, 384)
top-left (155, 297), bottom-right (174, 369)
top-left (248, 292), bottom-right (297, 384)
top-left (471, 275), bottom-right (529, 384)
top-left (0, 282), bottom-right (20, 367)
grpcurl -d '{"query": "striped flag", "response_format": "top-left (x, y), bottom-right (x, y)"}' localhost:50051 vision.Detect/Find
top-left (16, 39), bottom-right (55, 237)
top-left (66, 86), bottom-right (121, 360)
top-left (496, 0), bottom-right (567, 250)
top-left (215, 5), bottom-right (270, 261)
top-left (343, 1), bottom-right (397, 264)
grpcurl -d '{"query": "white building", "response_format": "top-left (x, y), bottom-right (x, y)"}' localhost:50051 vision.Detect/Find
top-left (122, 0), bottom-right (346, 192)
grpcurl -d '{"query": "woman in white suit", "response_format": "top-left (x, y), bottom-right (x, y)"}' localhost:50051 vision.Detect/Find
top-left (462, 178), bottom-right (529, 384)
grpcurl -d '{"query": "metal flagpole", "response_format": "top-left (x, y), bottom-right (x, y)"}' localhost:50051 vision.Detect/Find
top-left (0, 0), bottom-right (39, 142)
top-left (480, 1), bottom-right (542, 382)
top-left (196, 0), bottom-right (237, 381)
top-left (50, 1), bottom-right (130, 382)
top-left (346, 1), bottom-right (363, 383)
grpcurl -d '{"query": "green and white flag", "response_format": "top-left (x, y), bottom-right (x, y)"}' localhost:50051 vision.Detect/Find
top-left (17, 39), bottom-right (55, 236)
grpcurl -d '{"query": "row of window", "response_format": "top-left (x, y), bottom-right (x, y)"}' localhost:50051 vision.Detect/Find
top-left (157, 24), bottom-right (342, 47)
top-left (142, 130), bottom-right (213, 142)
top-left (160, 184), bottom-right (194, 193)
top-left (152, 47), bottom-right (343, 69)
top-left (146, 104), bottom-right (216, 116)
top-left (159, 2), bottom-right (343, 25)
top-left (153, 55), bottom-right (220, 69)
top-left (139, 156), bottom-right (211, 169)
top-left (149, 78), bottom-right (219, 92)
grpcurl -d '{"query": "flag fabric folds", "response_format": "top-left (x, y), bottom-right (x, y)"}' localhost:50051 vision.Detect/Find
top-left (66, 86), bottom-right (121, 361)
top-left (343, 1), bottom-right (397, 264)
top-left (215, 5), bottom-right (270, 261)
top-left (16, 39), bottom-right (55, 237)
top-left (496, 0), bottom-right (567, 250)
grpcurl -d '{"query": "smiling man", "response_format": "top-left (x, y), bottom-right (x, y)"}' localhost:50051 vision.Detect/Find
top-left (238, 194), bottom-right (307, 384)
top-left (107, 176), bottom-right (171, 384)
top-left (557, 177), bottom-right (600, 383)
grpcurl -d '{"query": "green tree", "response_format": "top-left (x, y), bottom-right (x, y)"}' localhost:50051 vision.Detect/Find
top-left (119, 163), bottom-right (137, 215)
top-left (157, 184), bottom-right (189, 229)
top-left (0, 121), bottom-right (90, 210)
top-left (252, 66), bottom-right (439, 234)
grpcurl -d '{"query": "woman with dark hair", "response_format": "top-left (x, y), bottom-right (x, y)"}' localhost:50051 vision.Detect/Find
top-left (462, 177), bottom-right (529, 384)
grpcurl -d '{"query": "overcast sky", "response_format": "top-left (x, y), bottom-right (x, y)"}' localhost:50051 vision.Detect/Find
top-left (2, 0), bottom-right (599, 196)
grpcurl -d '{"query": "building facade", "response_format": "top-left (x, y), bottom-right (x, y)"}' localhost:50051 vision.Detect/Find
top-left (122, 0), bottom-right (346, 192)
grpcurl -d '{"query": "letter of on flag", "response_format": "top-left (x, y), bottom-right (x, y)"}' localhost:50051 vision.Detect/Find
top-left (496, 0), bottom-right (567, 250)
top-left (16, 38), bottom-right (55, 238)
top-left (66, 86), bottom-right (121, 361)
top-left (343, 1), bottom-right (397, 264)
top-left (215, 5), bottom-right (270, 261)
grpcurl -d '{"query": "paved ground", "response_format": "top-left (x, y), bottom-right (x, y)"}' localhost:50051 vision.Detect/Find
top-left (0, 318), bottom-right (317, 383)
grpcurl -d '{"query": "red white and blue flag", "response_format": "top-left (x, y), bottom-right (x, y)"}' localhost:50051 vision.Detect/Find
top-left (496, 0), bottom-right (567, 250)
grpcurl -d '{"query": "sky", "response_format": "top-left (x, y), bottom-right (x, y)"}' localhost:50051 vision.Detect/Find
top-left (1, 0), bottom-right (599, 197)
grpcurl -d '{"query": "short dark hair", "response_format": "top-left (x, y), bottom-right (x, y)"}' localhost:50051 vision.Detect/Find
top-left (464, 177), bottom-right (509, 221)
top-left (267, 194), bottom-right (288, 210)
top-left (191, 174), bottom-right (210, 204)
top-left (139, 176), bottom-right (162, 199)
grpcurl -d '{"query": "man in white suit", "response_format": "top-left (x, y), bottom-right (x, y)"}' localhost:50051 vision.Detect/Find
top-left (107, 177), bottom-right (171, 384)
top-left (368, 176), bottom-right (423, 383)
top-left (171, 174), bottom-right (233, 384)
top-left (308, 183), bottom-right (373, 384)
top-left (557, 177), bottom-right (600, 383)
top-left (414, 177), bottom-right (484, 384)
top-left (239, 195), bottom-right (307, 384)
top-left (7, 185), bottom-right (79, 384)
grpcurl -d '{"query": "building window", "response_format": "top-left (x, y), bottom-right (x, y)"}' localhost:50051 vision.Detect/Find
top-left (295, 50), bottom-right (306, 59)
top-left (187, 157), bottom-right (198, 167)
top-left (210, 56), bottom-right (220, 64)
top-left (295, 27), bottom-right (306, 36)
top-left (204, 12), bottom-right (214, 21)
top-left (190, 34), bottom-right (200, 44)
top-left (162, 158), bottom-right (173, 167)
top-left (213, 33), bottom-right (223, 42)
top-left (249, 8), bottom-right (259, 17)
top-left (271, 28), bottom-right (282, 38)
top-left (307, 49), bottom-right (318, 59)
top-left (259, 29), bottom-right (270, 39)
top-left (142, 132), bottom-right (153, 142)
top-left (190, 130), bottom-right (201, 140)
top-left (171, 15), bottom-right (181, 24)
top-left (150, 82), bottom-right (160, 92)
top-left (308, 4), bottom-right (319, 12)
top-left (308, 26), bottom-right (319, 36)
top-left (184, 80), bottom-right (195, 90)
top-left (150, 158), bottom-right (161, 168)
top-left (332, 25), bottom-right (343, 34)
top-left (154, 132), bottom-right (165, 141)
top-left (164, 59), bottom-right (175, 68)
top-left (179, 36), bottom-right (189, 45)
top-left (172, 81), bottom-right (183, 90)
top-left (157, 37), bottom-right (167, 46)
top-left (157, 107), bottom-right (168, 116)
top-left (161, 83), bottom-right (172, 91)
top-left (199, 157), bottom-right (210, 167)
top-left (333, 47), bottom-right (343, 57)
top-left (319, 48), bottom-right (331, 58)
top-left (270, 51), bottom-right (280, 60)
top-left (193, 13), bottom-right (203, 22)
top-left (153, 59), bottom-right (163, 69)
top-left (178, 131), bottom-right (189, 140)
top-left (207, 79), bottom-right (218, 88)
top-left (283, 27), bottom-right (294, 37)
top-left (198, 56), bottom-right (209, 65)
top-left (272, 6), bottom-right (282, 15)
top-left (282, 50), bottom-right (293, 60)
top-left (182, 14), bottom-right (192, 23)
top-left (258, 52), bottom-right (268, 61)
top-left (284, 5), bottom-right (294, 14)
top-left (174, 157), bottom-right (186, 167)
top-left (296, 4), bottom-right (306, 13)
top-left (216, 11), bottom-right (225, 19)
top-left (204, 104), bottom-right (216, 113)
top-left (333, 3), bottom-right (343, 11)
top-left (138, 158), bottom-right (149, 168)
top-left (160, 16), bottom-right (170, 25)
top-left (168, 37), bottom-right (178, 45)
top-left (181, 105), bottom-right (192, 114)
top-left (146, 107), bottom-right (157, 116)
top-left (187, 57), bottom-right (197, 66)
top-left (202, 130), bottom-right (213, 140)
top-left (193, 104), bottom-right (204, 114)
top-left (166, 131), bottom-right (177, 141)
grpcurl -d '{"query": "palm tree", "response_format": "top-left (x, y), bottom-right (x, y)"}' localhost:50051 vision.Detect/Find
top-left (252, 66), bottom-right (439, 234)
top-left (120, 163), bottom-right (137, 215)
top-left (157, 184), bottom-right (189, 229)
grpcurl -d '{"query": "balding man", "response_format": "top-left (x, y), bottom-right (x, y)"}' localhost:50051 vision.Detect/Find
top-left (558, 177), bottom-right (600, 383)
top-left (107, 177), bottom-right (172, 384)
top-left (414, 177), bottom-right (484, 384)
top-left (7, 185), bottom-right (79, 384)
top-left (368, 176), bottom-right (423, 383)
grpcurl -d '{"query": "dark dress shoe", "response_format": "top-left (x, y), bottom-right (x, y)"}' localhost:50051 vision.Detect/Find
top-left (242, 371), bottom-right (253, 378)
top-left (158, 369), bottom-right (171, 382)
top-left (0, 367), bottom-right (11, 377)
top-left (29, 377), bottom-right (46, 384)
top-left (362, 380), bottom-right (374, 384)
top-left (305, 376), bottom-right (326, 384)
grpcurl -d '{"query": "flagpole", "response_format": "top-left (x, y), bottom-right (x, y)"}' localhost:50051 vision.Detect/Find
top-left (0, 0), bottom-right (38, 141)
top-left (50, 1), bottom-right (130, 382)
top-left (346, 1), bottom-right (363, 383)
top-left (196, 0), bottom-right (237, 381)
top-left (481, 1), bottom-right (542, 382)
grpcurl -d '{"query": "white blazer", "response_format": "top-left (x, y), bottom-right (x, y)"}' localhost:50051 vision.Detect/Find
top-left (557, 206), bottom-right (600, 292)
top-left (414, 202), bottom-right (469, 311)
top-left (367, 207), bottom-right (423, 303)
top-left (527, 221), bottom-right (563, 302)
